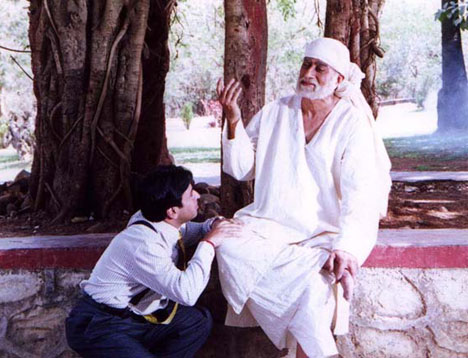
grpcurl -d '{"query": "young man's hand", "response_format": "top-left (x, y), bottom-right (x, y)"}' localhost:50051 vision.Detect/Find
top-left (203, 219), bottom-right (243, 248)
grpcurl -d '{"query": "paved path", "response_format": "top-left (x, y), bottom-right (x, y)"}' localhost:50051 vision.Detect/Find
top-left (391, 171), bottom-right (468, 182)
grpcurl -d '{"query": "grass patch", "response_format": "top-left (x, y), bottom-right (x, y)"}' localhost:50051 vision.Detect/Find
top-left (414, 165), bottom-right (432, 171)
top-left (169, 147), bottom-right (220, 164)
top-left (0, 153), bottom-right (19, 164)
top-left (384, 134), bottom-right (468, 160)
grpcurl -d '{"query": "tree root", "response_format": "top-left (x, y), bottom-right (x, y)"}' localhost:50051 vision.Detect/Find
top-left (45, 182), bottom-right (61, 210)
top-left (59, 115), bottom-right (82, 149)
top-left (89, 12), bottom-right (130, 164)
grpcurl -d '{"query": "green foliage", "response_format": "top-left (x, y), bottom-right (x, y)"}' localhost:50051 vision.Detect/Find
top-left (166, 0), bottom-right (225, 117)
top-left (377, 0), bottom-right (442, 107)
top-left (181, 102), bottom-right (194, 129)
top-left (435, 1), bottom-right (468, 30)
top-left (169, 147), bottom-right (220, 164)
top-left (0, 0), bottom-right (35, 154)
top-left (0, 121), bottom-right (8, 147)
top-left (273, 0), bottom-right (297, 20)
top-left (165, 0), bottom-right (322, 117)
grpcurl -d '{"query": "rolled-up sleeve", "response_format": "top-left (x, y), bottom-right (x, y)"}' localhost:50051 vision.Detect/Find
top-left (222, 112), bottom-right (261, 181)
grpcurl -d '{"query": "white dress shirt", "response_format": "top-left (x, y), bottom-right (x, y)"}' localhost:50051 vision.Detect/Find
top-left (81, 211), bottom-right (215, 315)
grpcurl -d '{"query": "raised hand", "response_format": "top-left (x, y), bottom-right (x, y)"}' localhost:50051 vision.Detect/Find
top-left (217, 78), bottom-right (242, 125)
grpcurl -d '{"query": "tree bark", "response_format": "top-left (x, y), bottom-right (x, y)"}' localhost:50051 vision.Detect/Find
top-left (132, 0), bottom-right (174, 176)
top-left (437, 0), bottom-right (468, 132)
top-left (325, 0), bottom-right (385, 118)
top-left (28, 0), bottom-right (172, 222)
top-left (221, 0), bottom-right (268, 218)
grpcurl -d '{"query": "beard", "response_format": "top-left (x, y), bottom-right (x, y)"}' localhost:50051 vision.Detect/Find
top-left (295, 77), bottom-right (337, 100)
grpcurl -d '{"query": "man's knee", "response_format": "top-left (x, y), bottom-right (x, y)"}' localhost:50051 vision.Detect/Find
top-left (194, 306), bottom-right (213, 336)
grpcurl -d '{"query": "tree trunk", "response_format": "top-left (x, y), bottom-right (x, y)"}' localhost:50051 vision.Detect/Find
top-left (28, 0), bottom-right (172, 222)
top-left (132, 0), bottom-right (174, 175)
top-left (437, 0), bottom-right (468, 132)
top-left (325, 0), bottom-right (385, 118)
top-left (220, 0), bottom-right (268, 218)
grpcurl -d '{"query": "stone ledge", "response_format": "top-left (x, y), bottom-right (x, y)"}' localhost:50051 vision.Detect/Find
top-left (0, 229), bottom-right (466, 269)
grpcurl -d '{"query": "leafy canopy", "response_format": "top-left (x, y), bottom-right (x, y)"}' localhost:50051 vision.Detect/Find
top-left (435, 0), bottom-right (468, 30)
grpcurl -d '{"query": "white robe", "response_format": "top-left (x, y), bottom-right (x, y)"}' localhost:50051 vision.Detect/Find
top-left (219, 95), bottom-right (391, 357)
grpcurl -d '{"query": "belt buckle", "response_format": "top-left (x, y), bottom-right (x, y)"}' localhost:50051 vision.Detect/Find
top-left (143, 302), bottom-right (178, 325)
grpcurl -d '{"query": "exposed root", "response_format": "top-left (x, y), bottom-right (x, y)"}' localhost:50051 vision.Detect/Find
top-left (89, 12), bottom-right (130, 164)
top-left (97, 146), bottom-right (120, 169)
top-left (45, 182), bottom-right (61, 210)
top-left (48, 101), bottom-right (62, 142)
top-left (59, 115), bottom-right (83, 149)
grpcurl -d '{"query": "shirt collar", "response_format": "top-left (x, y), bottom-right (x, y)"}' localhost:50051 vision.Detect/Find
top-left (153, 221), bottom-right (181, 242)
top-left (128, 210), bottom-right (181, 242)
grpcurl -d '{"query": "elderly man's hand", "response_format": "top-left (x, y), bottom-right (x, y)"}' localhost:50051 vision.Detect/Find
top-left (322, 250), bottom-right (358, 301)
top-left (217, 78), bottom-right (242, 125)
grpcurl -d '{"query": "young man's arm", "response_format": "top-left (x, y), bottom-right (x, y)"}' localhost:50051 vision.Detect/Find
top-left (181, 217), bottom-right (223, 248)
top-left (133, 221), bottom-right (242, 306)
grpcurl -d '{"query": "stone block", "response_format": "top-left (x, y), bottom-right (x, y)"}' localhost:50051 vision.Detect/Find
top-left (353, 269), bottom-right (425, 321)
top-left (352, 326), bottom-right (424, 358)
top-left (56, 271), bottom-right (89, 290)
top-left (430, 269), bottom-right (468, 311)
top-left (7, 306), bottom-right (68, 356)
top-left (431, 320), bottom-right (468, 354)
top-left (0, 273), bottom-right (41, 303)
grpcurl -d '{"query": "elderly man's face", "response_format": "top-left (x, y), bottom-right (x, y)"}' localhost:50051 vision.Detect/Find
top-left (296, 57), bottom-right (342, 100)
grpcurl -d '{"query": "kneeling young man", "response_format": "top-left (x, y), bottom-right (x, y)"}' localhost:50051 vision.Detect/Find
top-left (66, 165), bottom-right (241, 358)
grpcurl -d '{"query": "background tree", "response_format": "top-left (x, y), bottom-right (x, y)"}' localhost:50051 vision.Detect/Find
top-left (324, 0), bottom-right (386, 117)
top-left (220, 0), bottom-right (268, 217)
top-left (436, 0), bottom-right (468, 131)
top-left (28, 0), bottom-right (173, 222)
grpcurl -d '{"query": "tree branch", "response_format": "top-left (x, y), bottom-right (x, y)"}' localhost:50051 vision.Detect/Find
top-left (0, 44), bottom-right (31, 53)
top-left (9, 56), bottom-right (33, 80)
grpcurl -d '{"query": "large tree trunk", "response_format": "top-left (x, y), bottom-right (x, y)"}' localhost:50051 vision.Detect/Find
top-left (437, 0), bottom-right (468, 132)
top-left (28, 0), bottom-right (172, 222)
top-left (220, 0), bottom-right (268, 217)
top-left (325, 0), bottom-right (385, 118)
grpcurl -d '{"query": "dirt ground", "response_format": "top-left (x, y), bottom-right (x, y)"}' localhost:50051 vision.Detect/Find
top-left (380, 180), bottom-right (468, 229)
top-left (1, 179), bottom-right (467, 238)
top-left (391, 158), bottom-right (468, 171)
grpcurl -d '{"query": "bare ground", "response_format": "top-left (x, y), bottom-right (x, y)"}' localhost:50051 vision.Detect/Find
top-left (1, 179), bottom-right (467, 238)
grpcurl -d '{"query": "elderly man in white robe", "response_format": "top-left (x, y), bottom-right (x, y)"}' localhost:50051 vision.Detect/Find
top-left (216, 38), bottom-right (392, 358)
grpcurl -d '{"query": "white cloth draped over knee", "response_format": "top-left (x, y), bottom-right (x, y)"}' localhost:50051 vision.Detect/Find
top-left (219, 94), bottom-right (391, 357)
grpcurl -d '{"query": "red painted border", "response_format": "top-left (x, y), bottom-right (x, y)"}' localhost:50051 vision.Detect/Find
top-left (0, 245), bottom-right (467, 270)
top-left (363, 245), bottom-right (468, 268)
top-left (0, 248), bottom-right (105, 270)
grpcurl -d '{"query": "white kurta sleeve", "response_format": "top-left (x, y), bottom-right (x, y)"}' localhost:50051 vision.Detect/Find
top-left (333, 119), bottom-right (388, 265)
top-left (222, 111), bottom-right (261, 181)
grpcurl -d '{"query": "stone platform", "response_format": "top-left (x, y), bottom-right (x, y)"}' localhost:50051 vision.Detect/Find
top-left (0, 229), bottom-right (466, 357)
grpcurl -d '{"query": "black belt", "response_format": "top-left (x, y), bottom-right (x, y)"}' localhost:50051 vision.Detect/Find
top-left (82, 293), bottom-right (175, 324)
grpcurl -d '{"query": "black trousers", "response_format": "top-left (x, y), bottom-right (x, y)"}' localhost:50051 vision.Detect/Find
top-left (65, 295), bottom-right (212, 358)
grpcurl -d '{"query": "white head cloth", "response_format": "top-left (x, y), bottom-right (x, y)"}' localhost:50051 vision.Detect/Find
top-left (305, 37), bottom-right (392, 217)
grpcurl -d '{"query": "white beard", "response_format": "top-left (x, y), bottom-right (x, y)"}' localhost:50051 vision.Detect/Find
top-left (295, 77), bottom-right (337, 100)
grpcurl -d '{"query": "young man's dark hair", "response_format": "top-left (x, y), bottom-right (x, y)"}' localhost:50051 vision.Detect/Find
top-left (137, 165), bottom-right (193, 222)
